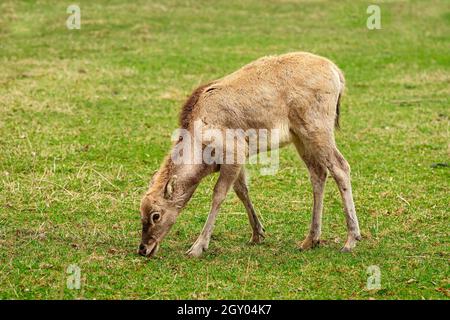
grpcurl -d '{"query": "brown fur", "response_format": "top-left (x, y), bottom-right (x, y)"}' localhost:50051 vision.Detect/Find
top-left (179, 82), bottom-right (214, 129)
top-left (147, 155), bottom-right (174, 196)
top-left (139, 52), bottom-right (361, 258)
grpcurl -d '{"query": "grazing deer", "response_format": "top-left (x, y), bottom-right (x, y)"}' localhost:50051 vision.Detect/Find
top-left (138, 52), bottom-right (361, 258)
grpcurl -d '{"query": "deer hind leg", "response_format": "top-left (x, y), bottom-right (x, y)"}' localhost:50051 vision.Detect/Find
top-left (327, 148), bottom-right (361, 252)
top-left (292, 129), bottom-right (361, 252)
top-left (186, 164), bottom-right (241, 258)
top-left (233, 168), bottom-right (265, 244)
top-left (292, 136), bottom-right (327, 250)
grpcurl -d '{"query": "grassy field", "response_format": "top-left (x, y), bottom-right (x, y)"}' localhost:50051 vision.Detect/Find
top-left (0, 0), bottom-right (449, 300)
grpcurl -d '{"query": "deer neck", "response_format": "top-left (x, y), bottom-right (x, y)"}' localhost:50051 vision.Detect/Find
top-left (170, 163), bottom-right (215, 210)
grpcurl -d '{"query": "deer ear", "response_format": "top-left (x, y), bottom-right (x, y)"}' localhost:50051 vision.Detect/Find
top-left (164, 175), bottom-right (177, 199)
top-left (148, 170), bottom-right (158, 188)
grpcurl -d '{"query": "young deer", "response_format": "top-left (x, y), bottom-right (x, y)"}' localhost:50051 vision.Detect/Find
top-left (138, 52), bottom-right (361, 258)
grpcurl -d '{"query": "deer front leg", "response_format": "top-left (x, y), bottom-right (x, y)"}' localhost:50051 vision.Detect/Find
top-left (233, 168), bottom-right (265, 244)
top-left (187, 165), bottom-right (241, 258)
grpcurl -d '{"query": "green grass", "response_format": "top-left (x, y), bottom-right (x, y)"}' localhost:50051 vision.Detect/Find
top-left (0, 0), bottom-right (449, 300)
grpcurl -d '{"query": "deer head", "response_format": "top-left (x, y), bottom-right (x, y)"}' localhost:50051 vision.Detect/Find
top-left (138, 174), bottom-right (179, 258)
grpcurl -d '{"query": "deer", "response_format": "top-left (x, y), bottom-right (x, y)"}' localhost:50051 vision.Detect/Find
top-left (138, 52), bottom-right (361, 258)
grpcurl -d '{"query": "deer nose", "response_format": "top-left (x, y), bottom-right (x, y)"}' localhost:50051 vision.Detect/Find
top-left (138, 243), bottom-right (146, 256)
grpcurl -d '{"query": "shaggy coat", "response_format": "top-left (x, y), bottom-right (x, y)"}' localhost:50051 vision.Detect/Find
top-left (138, 52), bottom-right (361, 258)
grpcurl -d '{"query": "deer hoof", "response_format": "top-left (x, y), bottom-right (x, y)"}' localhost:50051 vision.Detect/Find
top-left (340, 234), bottom-right (360, 252)
top-left (340, 246), bottom-right (353, 253)
top-left (186, 244), bottom-right (206, 258)
top-left (249, 230), bottom-right (265, 244)
top-left (298, 238), bottom-right (320, 251)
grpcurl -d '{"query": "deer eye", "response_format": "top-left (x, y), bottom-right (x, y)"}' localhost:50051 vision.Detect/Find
top-left (150, 212), bottom-right (161, 224)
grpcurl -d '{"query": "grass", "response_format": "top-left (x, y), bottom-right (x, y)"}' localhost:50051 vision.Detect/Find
top-left (0, 0), bottom-right (449, 300)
